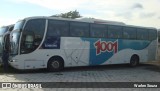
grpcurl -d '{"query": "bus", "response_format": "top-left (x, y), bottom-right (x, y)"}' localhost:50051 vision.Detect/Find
top-left (9, 16), bottom-right (158, 71)
top-left (0, 25), bottom-right (14, 65)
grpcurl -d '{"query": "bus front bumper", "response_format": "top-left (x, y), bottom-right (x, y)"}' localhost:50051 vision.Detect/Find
top-left (8, 58), bottom-right (20, 69)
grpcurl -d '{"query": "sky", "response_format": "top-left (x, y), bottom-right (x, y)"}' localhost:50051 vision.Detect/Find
top-left (0, 0), bottom-right (160, 29)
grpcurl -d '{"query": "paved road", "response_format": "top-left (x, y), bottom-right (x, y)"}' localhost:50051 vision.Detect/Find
top-left (0, 63), bottom-right (160, 91)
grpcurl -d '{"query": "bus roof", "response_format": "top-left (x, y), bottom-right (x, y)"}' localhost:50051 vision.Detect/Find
top-left (0, 24), bottom-right (14, 28)
top-left (76, 18), bottom-right (125, 25)
top-left (19, 16), bottom-right (125, 25)
top-left (17, 16), bottom-right (157, 30)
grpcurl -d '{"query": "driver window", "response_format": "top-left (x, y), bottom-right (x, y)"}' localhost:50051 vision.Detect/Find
top-left (20, 19), bottom-right (45, 54)
top-left (25, 35), bottom-right (34, 49)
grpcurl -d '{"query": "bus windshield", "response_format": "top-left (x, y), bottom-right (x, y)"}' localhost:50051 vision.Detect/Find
top-left (0, 36), bottom-right (3, 55)
top-left (10, 20), bottom-right (24, 55)
top-left (0, 26), bottom-right (9, 54)
top-left (10, 31), bottom-right (20, 55)
top-left (13, 20), bottom-right (24, 31)
top-left (0, 27), bottom-right (8, 35)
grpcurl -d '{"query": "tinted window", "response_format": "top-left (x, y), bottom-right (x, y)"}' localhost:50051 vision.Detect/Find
top-left (13, 20), bottom-right (24, 30)
top-left (0, 37), bottom-right (3, 54)
top-left (47, 20), bottom-right (69, 37)
top-left (24, 19), bottom-right (45, 38)
top-left (137, 29), bottom-right (148, 40)
top-left (4, 34), bottom-right (10, 52)
top-left (149, 29), bottom-right (157, 40)
top-left (90, 24), bottom-right (107, 38)
top-left (10, 32), bottom-right (20, 55)
top-left (70, 22), bottom-right (89, 37)
top-left (123, 27), bottom-right (136, 39)
top-left (21, 19), bottom-right (45, 54)
top-left (9, 26), bottom-right (14, 31)
top-left (108, 25), bottom-right (123, 38)
top-left (0, 27), bottom-right (8, 35)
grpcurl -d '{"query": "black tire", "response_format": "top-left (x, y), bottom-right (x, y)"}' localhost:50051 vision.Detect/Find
top-left (130, 55), bottom-right (139, 67)
top-left (47, 57), bottom-right (64, 72)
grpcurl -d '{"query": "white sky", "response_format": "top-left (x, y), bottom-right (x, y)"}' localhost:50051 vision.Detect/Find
top-left (0, 0), bottom-right (160, 29)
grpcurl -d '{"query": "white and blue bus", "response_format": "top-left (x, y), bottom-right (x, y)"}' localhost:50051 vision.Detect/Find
top-left (0, 25), bottom-right (14, 64)
top-left (9, 16), bottom-right (158, 71)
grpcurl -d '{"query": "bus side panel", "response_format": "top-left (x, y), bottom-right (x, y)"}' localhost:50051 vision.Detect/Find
top-left (61, 37), bottom-right (90, 67)
top-left (82, 38), bottom-right (150, 65)
top-left (148, 40), bottom-right (157, 61)
top-left (12, 52), bottom-right (45, 69)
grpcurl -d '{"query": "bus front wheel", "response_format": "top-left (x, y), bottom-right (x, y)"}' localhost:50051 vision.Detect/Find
top-left (47, 57), bottom-right (64, 72)
top-left (130, 55), bottom-right (139, 67)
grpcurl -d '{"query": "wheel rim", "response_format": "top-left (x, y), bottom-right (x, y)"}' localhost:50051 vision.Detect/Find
top-left (51, 61), bottom-right (59, 69)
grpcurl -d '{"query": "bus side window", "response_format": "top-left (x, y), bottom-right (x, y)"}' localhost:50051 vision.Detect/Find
top-left (47, 20), bottom-right (69, 37)
top-left (90, 24), bottom-right (106, 38)
top-left (123, 27), bottom-right (136, 39)
top-left (149, 29), bottom-right (157, 40)
top-left (54, 28), bottom-right (61, 36)
top-left (70, 22), bottom-right (89, 37)
top-left (76, 28), bottom-right (84, 36)
top-left (108, 30), bottom-right (114, 38)
top-left (123, 32), bottom-right (129, 38)
top-left (108, 25), bottom-right (122, 39)
top-left (137, 29), bottom-right (148, 40)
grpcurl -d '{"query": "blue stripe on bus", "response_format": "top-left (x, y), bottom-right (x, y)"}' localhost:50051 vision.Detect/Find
top-left (81, 38), bottom-right (150, 65)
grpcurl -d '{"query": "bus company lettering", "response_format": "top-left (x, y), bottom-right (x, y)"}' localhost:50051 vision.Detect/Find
top-left (94, 39), bottom-right (118, 55)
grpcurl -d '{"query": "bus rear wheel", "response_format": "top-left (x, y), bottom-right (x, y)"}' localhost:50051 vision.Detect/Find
top-left (130, 55), bottom-right (139, 67)
top-left (47, 57), bottom-right (64, 72)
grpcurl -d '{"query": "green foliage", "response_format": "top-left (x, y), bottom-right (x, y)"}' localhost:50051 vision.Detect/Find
top-left (51, 10), bottom-right (81, 19)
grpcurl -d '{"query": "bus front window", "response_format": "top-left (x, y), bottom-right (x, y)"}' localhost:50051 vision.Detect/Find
top-left (0, 27), bottom-right (8, 35)
top-left (0, 36), bottom-right (3, 55)
top-left (0, 27), bottom-right (9, 55)
top-left (10, 32), bottom-right (20, 55)
top-left (10, 20), bottom-right (24, 55)
top-left (20, 19), bottom-right (45, 54)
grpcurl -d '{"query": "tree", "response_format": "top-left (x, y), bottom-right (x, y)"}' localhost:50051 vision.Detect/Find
top-left (51, 10), bottom-right (81, 19)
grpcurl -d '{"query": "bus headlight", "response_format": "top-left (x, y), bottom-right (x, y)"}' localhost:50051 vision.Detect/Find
top-left (9, 59), bottom-right (17, 62)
